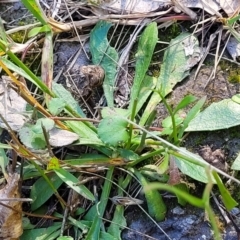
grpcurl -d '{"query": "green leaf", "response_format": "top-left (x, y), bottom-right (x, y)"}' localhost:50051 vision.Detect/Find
top-left (132, 169), bottom-right (166, 221)
top-left (173, 95), bottom-right (197, 114)
top-left (32, 118), bottom-right (55, 133)
top-left (140, 32), bottom-right (198, 125)
top-left (178, 96), bottom-right (206, 139)
top-left (57, 237), bottom-right (74, 240)
top-left (145, 183), bottom-right (204, 208)
top-left (54, 168), bottom-right (95, 201)
top-left (100, 232), bottom-right (118, 240)
top-left (107, 205), bottom-right (126, 239)
top-left (66, 120), bottom-right (101, 144)
top-left (0, 143), bottom-right (12, 149)
top-left (232, 94), bottom-right (240, 104)
top-left (162, 115), bottom-right (183, 128)
top-left (21, 0), bottom-right (48, 25)
top-left (28, 25), bottom-right (51, 38)
top-left (118, 149), bottom-right (139, 161)
top-left (20, 223), bottom-right (61, 240)
top-left (68, 216), bottom-right (89, 232)
top-left (90, 20), bottom-right (119, 107)
top-left (31, 173), bottom-right (63, 211)
top-left (0, 148), bottom-right (8, 176)
top-left (85, 167), bottom-right (114, 240)
top-left (135, 75), bottom-right (157, 114)
top-left (52, 82), bottom-right (85, 117)
top-left (0, 57), bottom-right (51, 93)
top-left (174, 154), bottom-right (211, 183)
top-left (213, 172), bottom-right (238, 210)
top-left (231, 152), bottom-right (240, 170)
top-left (19, 118), bottom-right (54, 149)
top-left (98, 117), bottom-right (130, 147)
top-left (186, 98), bottom-right (240, 131)
top-left (101, 107), bottom-right (129, 118)
top-left (19, 125), bottom-right (46, 149)
top-left (129, 22), bottom-right (158, 114)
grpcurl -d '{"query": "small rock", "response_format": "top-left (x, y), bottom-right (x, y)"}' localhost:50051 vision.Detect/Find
top-left (172, 206), bottom-right (185, 215)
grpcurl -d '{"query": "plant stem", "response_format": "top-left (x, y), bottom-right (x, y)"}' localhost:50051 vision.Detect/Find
top-left (160, 92), bottom-right (178, 144)
top-left (128, 148), bottom-right (165, 167)
top-left (136, 109), bottom-right (156, 153)
top-left (126, 99), bottom-right (138, 149)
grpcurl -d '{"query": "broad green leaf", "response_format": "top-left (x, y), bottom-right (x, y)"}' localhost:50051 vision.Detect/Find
top-left (132, 169), bottom-right (166, 221)
top-left (213, 172), bottom-right (238, 210)
top-left (98, 117), bottom-right (130, 147)
top-left (174, 154), bottom-right (212, 183)
top-left (19, 125), bottom-right (46, 149)
top-left (32, 118), bottom-right (55, 133)
top-left (186, 98), bottom-right (240, 131)
top-left (52, 82), bottom-right (85, 117)
top-left (231, 152), bottom-right (240, 170)
top-left (54, 168), bottom-right (95, 201)
top-left (129, 22), bottom-right (158, 114)
top-left (90, 20), bottom-right (119, 107)
top-left (101, 107), bottom-right (129, 118)
top-left (20, 223), bottom-right (61, 240)
top-left (21, 0), bottom-right (48, 25)
top-left (31, 173), bottom-right (63, 211)
top-left (140, 32), bottom-right (198, 125)
top-left (48, 98), bottom-right (66, 116)
top-left (19, 119), bottom-right (54, 149)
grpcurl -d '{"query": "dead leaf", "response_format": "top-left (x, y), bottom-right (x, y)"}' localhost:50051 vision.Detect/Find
top-left (0, 78), bottom-right (27, 131)
top-left (0, 173), bottom-right (22, 240)
top-left (219, 0), bottom-right (240, 16)
top-left (49, 128), bottom-right (79, 147)
top-left (95, 0), bottom-right (221, 15)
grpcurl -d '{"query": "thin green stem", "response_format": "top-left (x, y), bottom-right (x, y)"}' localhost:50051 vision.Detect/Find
top-left (126, 99), bottom-right (138, 149)
top-left (160, 92), bottom-right (178, 144)
top-left (136, 109), bottom-right (156, 153)
top-left (128, 148), bottom-right (165, 167)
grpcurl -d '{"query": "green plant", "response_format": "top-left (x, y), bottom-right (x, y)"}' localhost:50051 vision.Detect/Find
top-left (1, 1), bottom-right (240, 239)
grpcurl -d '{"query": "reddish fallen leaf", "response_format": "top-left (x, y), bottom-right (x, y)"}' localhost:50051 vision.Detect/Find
top-left (0, 173), bottom-right (22, 240)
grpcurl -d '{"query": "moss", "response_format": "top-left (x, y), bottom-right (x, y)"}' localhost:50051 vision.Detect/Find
top-left (219, 60), bottom-right (240, 83)
top-left (9, 31), bottom-right (27, 43)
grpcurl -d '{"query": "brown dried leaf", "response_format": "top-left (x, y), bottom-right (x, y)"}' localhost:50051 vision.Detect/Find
top-left (0, 173), bottom-right (22, 240)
